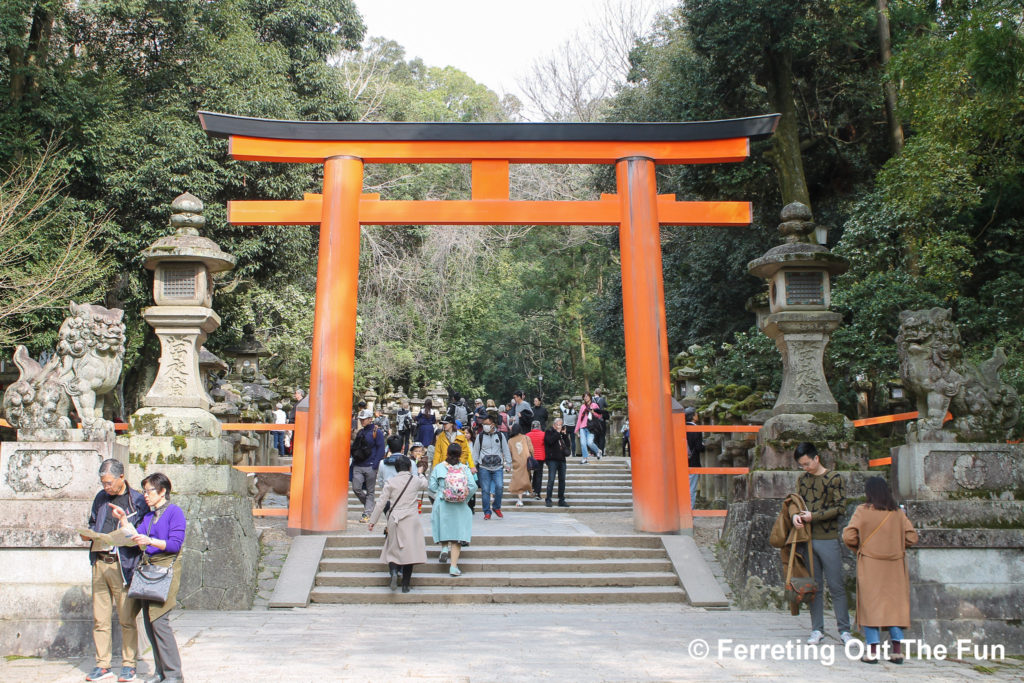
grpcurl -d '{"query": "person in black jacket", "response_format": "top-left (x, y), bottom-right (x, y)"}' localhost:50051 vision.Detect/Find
top-left (685, 407), bottom-right (705, 508)
top-left (82, 459), bottom-right (147, 683)
top-left (532, 397), bottom-right (549, 430)
top-left (542, 418), bottom-right (571, 507)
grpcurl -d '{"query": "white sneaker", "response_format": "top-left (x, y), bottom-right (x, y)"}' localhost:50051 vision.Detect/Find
top-left (840, 631), bottom-right (854, 645)
top-left (807, 630), bottom-right (825, 645)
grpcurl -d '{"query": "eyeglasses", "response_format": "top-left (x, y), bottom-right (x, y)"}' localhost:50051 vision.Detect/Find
top-left (143, 487), bottom-right (159, 494)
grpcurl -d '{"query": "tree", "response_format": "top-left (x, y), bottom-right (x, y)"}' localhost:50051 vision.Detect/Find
top-left (0, 142), bottom-right (109, 347)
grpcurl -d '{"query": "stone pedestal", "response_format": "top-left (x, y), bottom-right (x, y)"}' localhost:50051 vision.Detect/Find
top-left (126, 407), bottom-right (233, 466)
top-left (142, 306), bottom-right (221, 410)
top-left (0, 439), bottom-right (128, 657)
top-left (762, 311), bottom-right (843, 415)
top-left (892, 442), bottom-right (1024, 651)
top-left (892, 442), bottom-right (1023, 501)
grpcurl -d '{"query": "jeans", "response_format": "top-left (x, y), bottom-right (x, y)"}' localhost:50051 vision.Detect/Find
top-left (478, 467), bottom-right (504, 514)
top-left (351, 465), bottom-right (377, 516)
top-left (863, 626), bottom-right (904, 645)
top-left (272, 430), bottom-right (285, 455)
top-left (689, 473), bottom-right (699, 508)
top-left (579, 428), bottom-right (599, 458)
top-left (565, 429), bottom-right (577, 457)
top-left (798, 537), bottom-right (851, 634)
top-left (546, 459), bottom-right (566, 503)
top-left (531, 462), bottom-right (544, 496)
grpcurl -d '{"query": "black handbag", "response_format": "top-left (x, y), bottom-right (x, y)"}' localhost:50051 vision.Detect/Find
top-left (128, 562), bottom-right (173, 602)
top-left (126, 507), bottom-right (174, 602)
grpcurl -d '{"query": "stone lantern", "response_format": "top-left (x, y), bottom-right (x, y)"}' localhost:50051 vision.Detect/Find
top-left (131, 192), bottom-right (236, 454)
top-left (745, 202), bottom-right (861, 469)
top-left (225, 324), bottom-right (271, 383)
top-left (747, 203), bottom-right (848, 416)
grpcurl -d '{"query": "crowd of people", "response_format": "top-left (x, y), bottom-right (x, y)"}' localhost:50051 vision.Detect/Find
top-left (348, 389), bottom-right (617, 590)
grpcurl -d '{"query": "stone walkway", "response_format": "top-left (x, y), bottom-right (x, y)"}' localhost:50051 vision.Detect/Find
top-left (5, 603), bottom-right (1021, 681)
top-left (5, 500), bottom-right (1021, 681)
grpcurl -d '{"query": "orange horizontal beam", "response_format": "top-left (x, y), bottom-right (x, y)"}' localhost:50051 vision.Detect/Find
top-left (234, 466), bottom-right (292, 473)
top-left (220, 423), bottom-right (295, 431)
top-left (228, 136), bottom-right (750, 165)
top-left (690, 467), bottom-right (750, 474)
top-left (252, 508), bottom-right (289, 517)
top-left (869, 457), bottom-right (893, 467)
top-left (692, 510), bottom-right (729, 517)
top-left (228, 196), bottom-right (751, 227)
top-left (684, 425), bottom-right (762, 433)
top-left (851, 411), bottom-right (919, 427)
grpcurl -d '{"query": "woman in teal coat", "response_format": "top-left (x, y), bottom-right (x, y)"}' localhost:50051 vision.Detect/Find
top-left (429, 443), bottom-right (478, 576)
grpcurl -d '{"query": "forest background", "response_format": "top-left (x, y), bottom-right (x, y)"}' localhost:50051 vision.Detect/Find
top-left (1, 0), bottom-right (1022, 424)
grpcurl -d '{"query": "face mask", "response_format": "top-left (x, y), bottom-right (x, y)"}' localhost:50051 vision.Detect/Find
top-left (483, 425), bottom-right (493, 434)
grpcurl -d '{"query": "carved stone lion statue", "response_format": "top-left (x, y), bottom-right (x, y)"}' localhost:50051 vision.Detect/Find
top-left (3, 301), bottom-right (126, 441)
top-left (896, 307), bottom-right (1019, 443)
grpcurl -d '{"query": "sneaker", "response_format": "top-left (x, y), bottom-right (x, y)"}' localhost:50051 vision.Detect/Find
top-left (581, 459), bottom-right (589, 464)
top-left (840, 631), bottom-right (854, 645)
top-left (449, 566), bottom-right (462, 576)
top-left (807, 630), bottom-right (825, 645)
top-left (596, 450), bottom-right (603, 459)
top-left (359, 514), bottom-right (369, 523)
top-left (86, 668), bottom-right (115, 682)
top-left (439, 546), bottom-right (449, 564)
top-left (558, 501), bottom-right (570, 508)
top-left (494, 510), bottom-right (503, 518)
top-left (545, 499), bottom-right (553, 507)
top-left (117, 667), bottom-right (136, 682)
top-left (515, 500), bottom-right (523, 507)
top-left (483, 513), bottom-right (491, 520)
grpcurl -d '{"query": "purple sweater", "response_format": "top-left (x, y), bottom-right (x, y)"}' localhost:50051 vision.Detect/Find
top-left (138, 503), bottom-right (186, 556)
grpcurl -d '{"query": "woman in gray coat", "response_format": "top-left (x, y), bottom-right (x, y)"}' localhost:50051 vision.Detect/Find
top-left (369, 452), bottom-right (427, 593)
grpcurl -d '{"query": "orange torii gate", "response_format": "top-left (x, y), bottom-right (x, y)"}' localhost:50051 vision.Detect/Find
top-left (199, 111), bottom-right (779, 535)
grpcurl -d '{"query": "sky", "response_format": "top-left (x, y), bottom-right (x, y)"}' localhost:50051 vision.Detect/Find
top-left (351, 0), bottom-right (672, 119)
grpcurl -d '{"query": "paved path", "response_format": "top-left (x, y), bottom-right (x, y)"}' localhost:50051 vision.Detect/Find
top-left (7, 504), bottom-right (1020, 681)
top-left (5, 604), bottom-right (1021, 681)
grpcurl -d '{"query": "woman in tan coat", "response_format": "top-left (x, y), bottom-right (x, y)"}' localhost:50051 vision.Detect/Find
top-left (507, 423), bottom-right (535, 506)
top-left (369, 451), bottom-right (428, 593)
top-left (842, 477), bottom-right (918, 664)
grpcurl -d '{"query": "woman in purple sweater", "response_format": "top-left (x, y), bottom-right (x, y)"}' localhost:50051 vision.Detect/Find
top-left (119, 472), bottom-right (186, 683)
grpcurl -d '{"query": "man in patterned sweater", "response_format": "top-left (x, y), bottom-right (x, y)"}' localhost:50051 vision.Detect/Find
top-left (792, 442), bottom-right (852, 646)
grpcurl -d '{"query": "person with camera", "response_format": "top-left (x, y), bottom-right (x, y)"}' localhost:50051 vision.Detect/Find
top-left (793, 442), bottom-right (852, 646)
top-left (542, 417), bottom-right (571, 507)
top-left (369, 455), bottom-right (428, 593)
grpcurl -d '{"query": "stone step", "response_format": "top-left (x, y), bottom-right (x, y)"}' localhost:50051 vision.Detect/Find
top-left (318, 557), bottom-right (674, 574)
top-left (316, 571), bottom-right (679, 588)
top-left (325, 534), bottom-right (663, 548)
top-left (310, 584), bottom-right (685, 604)
top-left (345, 501), bottom-right (633, 510)
top-left (322, 545), bottom-right (666, 560)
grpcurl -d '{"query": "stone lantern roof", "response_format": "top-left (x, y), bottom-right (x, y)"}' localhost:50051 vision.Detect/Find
top-left (141, 193), bottom-right (236, 273)
top-left (747, 202), bottom-right (848, 279)
top-left (225, 324), bottom-right (270, 358)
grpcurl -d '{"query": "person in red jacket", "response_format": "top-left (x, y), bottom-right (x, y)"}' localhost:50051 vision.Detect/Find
top-left (526, 420), bottom-right (546, 499)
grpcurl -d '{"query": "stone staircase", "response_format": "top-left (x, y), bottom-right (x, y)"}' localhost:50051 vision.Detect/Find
top-left (311, 533), bottom-right (686, 604)
top-left (346, 459), bottom-right (634, 514)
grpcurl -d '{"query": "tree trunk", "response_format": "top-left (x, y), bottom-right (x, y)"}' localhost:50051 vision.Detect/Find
top-left (763, 48), bottom-right (811, 209)
top-left (877, 0), bottom-right (904, 156)
top-left (7, 44), bottom-right (26, 106)
top-left (578, 317), bottom-right (589, 393)
top-left (25, 6), bottom-right (55, 103)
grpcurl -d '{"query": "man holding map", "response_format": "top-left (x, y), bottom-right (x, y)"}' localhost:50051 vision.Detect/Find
top-left (81, 459), bottom-right (147, 682)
